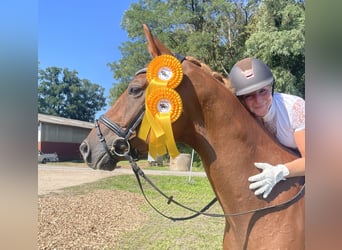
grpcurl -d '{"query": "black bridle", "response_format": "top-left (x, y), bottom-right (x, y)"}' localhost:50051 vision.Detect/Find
top-left (94, 67), bottom-right (148, 160)
top-left (95, 107), bottom-right (145, 159)
top-left (94, 54), bottom-right (305, 221)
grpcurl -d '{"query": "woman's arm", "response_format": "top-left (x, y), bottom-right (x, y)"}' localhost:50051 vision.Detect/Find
top-left (248, 129), bottom-right (305, 198)
top-left (284, 129), bottom-right (305, 177)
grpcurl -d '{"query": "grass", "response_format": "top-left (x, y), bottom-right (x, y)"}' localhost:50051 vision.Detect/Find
top-left (65, 174), bottom-right (225, 249)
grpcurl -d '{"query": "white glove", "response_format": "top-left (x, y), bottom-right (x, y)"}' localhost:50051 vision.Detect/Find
top-left (248, 163), bottom-right (289, 198)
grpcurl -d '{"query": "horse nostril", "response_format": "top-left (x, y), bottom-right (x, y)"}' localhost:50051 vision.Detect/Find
top-left (79, 141), bottom-right (89, 156)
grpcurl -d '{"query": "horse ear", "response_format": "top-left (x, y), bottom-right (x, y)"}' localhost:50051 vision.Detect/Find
top-left (143, 24), bottom-right (173, 58)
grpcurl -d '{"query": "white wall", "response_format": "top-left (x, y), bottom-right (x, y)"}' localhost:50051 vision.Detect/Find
top-left (40, 123), bottom-right (91, 143)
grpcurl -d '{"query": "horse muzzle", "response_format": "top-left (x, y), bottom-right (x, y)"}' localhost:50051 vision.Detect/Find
top-left (79, 140), bottom-right (118, 171)
top-left (80, 135), bottom-right (146, 171)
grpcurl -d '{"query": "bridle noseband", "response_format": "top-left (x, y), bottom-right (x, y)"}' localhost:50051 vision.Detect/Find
top-left (95, 109), bottom-right (145, 159)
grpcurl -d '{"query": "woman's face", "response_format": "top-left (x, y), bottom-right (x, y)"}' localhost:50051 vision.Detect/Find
top-left (241, 85), bottom-right (272, 117)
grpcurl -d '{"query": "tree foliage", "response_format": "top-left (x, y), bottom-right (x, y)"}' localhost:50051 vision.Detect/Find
top-left (38, 66), bottom-right (106, 122)
top-left (108, 0), bottom-right (255, 103)
top-left (244, 0), bottom-right (305, 97)
top-left (108, 0), bottom-right (305, 103)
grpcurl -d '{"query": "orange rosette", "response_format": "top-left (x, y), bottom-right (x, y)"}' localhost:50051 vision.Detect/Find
top-left (146, 55), bottom-right (183, 89)
top-left (146, 87), bottom-right (183, 123)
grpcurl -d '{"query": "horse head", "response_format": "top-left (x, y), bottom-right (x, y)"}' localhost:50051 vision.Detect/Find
top-left (80, 24), bottom-right (222, 170)
top-left (79, 68), bottom-right (147, 170)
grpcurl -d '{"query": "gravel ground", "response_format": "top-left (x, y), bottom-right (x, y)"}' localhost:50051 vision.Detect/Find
top-left (38, 164), bottom-right (207, 249)
top-left (38, 190), bottom-right (146, 249)
top-left (38, 165), bottom-right (146, 249)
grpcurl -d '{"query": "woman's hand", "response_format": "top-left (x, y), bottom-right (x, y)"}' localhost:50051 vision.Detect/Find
top-left (248, 163), bottom-right (289, 198)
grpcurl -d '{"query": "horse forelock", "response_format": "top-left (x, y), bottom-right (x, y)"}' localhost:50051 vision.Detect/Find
top-left (185, 56), bottom-right (233, 91)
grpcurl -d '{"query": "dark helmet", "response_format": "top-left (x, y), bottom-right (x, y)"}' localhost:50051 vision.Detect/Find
top-left (229, 57), bottom-right (274, 96)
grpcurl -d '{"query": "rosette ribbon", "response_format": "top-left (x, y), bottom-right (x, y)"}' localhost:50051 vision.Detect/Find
top-left (138, 55), bottom-right (183, 159)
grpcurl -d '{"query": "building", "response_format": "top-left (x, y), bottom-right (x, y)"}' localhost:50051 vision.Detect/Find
top-left (38, 113), bottom-right (94, 161)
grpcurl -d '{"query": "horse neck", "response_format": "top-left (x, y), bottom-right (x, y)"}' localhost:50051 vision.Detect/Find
top-left (182, 69), bottom-right (296, 213)
top-left (191, 85), bottom-right (274, 170)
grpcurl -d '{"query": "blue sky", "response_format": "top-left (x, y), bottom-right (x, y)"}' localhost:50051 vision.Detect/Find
top-left (38, 0), bottom-right (138, 118)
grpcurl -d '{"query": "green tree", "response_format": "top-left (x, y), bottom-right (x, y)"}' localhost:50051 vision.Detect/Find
top-left (108, 0), bottom-right (255, 104)
top-left (244, 0), bottom-right (305, 97)
top-left (38, 66), bottom-right (106, 122)
top-left (108, 0), bottom-right (305, 102)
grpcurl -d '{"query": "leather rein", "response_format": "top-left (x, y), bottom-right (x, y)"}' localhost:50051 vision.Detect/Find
top-left (94, 54), bottom-right (305, 221)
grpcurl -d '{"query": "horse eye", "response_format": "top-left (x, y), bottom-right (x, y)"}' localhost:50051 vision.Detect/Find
top-left (128, 86), bottom-right (143, 97)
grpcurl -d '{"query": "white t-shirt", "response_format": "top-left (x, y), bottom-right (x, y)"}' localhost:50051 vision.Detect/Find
top-left (262, 92), bottom-right (305, 149)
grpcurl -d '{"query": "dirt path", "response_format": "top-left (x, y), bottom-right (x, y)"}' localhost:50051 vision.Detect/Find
top-left (38, 164), bottom-right (132, 195)
top-left (38, 164), bottom-right (206, 195)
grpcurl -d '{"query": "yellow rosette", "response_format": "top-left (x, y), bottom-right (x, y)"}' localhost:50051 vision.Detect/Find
top-left (138, 55), bottom-right (183, 159)
top-left (147, 87), bottom-right (183, 123)
top-left (146, 54), bottom-right (183, 89)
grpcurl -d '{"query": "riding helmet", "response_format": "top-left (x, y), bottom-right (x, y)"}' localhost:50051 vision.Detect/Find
top-left (229, 57), bottom-right (274, 96)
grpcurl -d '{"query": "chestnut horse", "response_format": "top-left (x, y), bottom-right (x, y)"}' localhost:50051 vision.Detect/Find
top-left (80, 24), bottom-right (304, 249)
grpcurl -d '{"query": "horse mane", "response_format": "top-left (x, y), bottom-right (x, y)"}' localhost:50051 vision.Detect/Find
top-left (185, 55), bottom-right (233, 91)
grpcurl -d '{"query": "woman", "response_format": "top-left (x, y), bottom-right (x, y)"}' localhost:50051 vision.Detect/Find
top-left (229, 57), bottom-right (305, 198)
